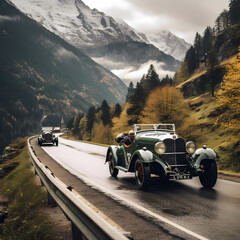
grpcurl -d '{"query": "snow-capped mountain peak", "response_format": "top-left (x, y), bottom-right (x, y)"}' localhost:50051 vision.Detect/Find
top-left (8, 0), bottom-right (147, 48)
top-left (147, 30), bottom-right (191, 61)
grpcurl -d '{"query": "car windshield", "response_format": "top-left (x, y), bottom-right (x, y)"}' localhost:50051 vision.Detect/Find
top-left (133, 124), bottom-right (175, 134)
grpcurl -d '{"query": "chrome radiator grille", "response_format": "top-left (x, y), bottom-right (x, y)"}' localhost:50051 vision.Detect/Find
top-left (44, 133), bottom-right (52, 140)
top-left (161, 138), bottom-right (187, 166)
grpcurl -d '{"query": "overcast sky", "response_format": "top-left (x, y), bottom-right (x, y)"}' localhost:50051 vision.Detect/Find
top-left (82, 0), bottom-right (229, 44)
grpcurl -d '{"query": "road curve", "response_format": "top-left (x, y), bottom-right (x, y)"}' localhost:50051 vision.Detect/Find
top-left (33, 137), bottom-right (240, 240)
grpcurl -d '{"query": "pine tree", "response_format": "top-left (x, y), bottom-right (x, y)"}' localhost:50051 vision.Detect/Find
top-left (66, 116), bottom-right (74, 130)
top-left (185, 46), bottom-right (196, 74)
top-left (222, 9), bottom-right (230, 29)
top-left (215, 16), bottom-right (222, 34)
top-left (193, 32), bottom-right (202, 67)
top-left (126, 82), bottom-right (134, 102)
top-left (140, 74), bottom-right (146, 84)
top-left (202, 27), bottom-right (214, 55)
top-left (86, 106), bottom-right (96, 133)
top-left (101, 100), bottom-right (112, 126)
top-left (160, 75), bottom-right (173, 86)
top-left (113, 103), bottom-right (122, 118)
top-left (207, 49), bottom-right (219, 96)
top-left (144, 64), bottom-right (160, 91)
top-left (127, 82), bottom-right (145, 125)
top-left (229, 0), bottom-right (240, 24)
top-left (72, 113), bottom-right (83, 136)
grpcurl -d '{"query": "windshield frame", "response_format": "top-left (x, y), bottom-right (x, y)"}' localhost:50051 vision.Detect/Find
top-left (133, 124), bottom-right (175, 135)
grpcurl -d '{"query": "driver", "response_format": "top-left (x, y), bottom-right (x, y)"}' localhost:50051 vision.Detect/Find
top-left (124, 130), bottom-right (135, 145)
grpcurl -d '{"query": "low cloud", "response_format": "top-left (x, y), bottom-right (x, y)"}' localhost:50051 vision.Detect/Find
top-left (54, 47), bottom-right (79, 62)
top-left (41, 38), bottom-right (79, 63)
top-left (0, 15), bottom-right (19, 22)
top-left (111, 60), bottom-right (175, 86)
top-left (92, 57), bottom-right (129, 70)
top-left (92, 57), bottom-right (175, 85)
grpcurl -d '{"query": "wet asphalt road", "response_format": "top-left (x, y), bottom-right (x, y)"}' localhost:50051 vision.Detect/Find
top-left (42, 137), bottom-right (240, 240)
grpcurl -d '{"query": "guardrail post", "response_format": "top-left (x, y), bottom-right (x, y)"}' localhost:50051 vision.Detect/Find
top-left (72, 222), bottom-right (85, 240)
top-left (47, 191), bottom-right (57, 207)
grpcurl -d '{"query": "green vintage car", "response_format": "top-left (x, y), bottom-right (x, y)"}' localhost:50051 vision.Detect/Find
top-left (106, 124), bottom-right (218, 190)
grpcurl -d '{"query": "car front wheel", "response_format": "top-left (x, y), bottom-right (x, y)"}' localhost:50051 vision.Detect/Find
top-left (199, 159), bottom-right (217, 188)
top-left (135, 159), bottom-right (151, 190)
top-left (108, 152), bottom-right (118, 177)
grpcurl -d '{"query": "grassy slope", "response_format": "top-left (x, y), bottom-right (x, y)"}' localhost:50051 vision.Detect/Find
top-left (178, 58), bottom-right (239, 172)
top-left (0, 139), bottom-right (57, 240)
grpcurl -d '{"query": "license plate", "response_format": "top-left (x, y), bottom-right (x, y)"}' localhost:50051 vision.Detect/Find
top-left (175, 174), bottom-right (191, 180)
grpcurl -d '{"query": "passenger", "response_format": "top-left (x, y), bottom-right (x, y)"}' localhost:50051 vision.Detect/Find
top-left (124, 130), bottom-right (135, 145)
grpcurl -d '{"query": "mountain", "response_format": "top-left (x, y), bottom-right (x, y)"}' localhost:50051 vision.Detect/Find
top-left (0, 0), bottom-right (127, 154)
top-left (8, 0), bottom-right (183, 83)
top-left (84, 40), bottom-right (180, 70)
top-left (7, 0), bottom-right (148, 48)
top-left (147, 31), bottom-right (191, 61)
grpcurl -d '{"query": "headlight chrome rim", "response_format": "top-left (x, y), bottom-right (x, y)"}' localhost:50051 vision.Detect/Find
top-left (186, 141), bottom-right (196, 154)
top-left (155, 141), bottom-right (166, 155)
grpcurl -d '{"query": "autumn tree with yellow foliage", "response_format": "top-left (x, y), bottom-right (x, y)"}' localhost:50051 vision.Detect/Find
top-left (112, 102), bottom-right (133, 138)
top-left (139, 86), bottom-right (189, 128)
top-left (92, 123), bottom-right (114, 145)
top-left (216, 50), bottom-right (240, 140)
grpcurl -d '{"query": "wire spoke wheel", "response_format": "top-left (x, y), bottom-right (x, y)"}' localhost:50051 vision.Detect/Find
top-left (108, 152), bottom-right (118, 177)
top-left (136, 163), bottom-right (144, 183)
top-left (135, 159), bottom-right (150, 190)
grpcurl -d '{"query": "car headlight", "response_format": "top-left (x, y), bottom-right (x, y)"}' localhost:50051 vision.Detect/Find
top-left (186, 141), bottom-right (196, 154)
top-left (155, 141), bottom-right (166, 155)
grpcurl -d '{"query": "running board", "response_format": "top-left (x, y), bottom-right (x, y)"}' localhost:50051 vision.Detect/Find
top-left (115, 166), bottom-right (128, 172)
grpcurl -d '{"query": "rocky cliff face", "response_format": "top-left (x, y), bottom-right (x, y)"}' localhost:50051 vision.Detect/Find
top-left (181, 68), bottom-right (225, 98)
top-left (214, 24), bottom-right (240, 62)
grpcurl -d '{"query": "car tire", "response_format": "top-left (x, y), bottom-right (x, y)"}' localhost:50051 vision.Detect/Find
top-left (56, 140), bottom-right (58, 146)
top-left (108, 152), bottom-right (118, 177)
top-left (135, 159), bottom-right (151, 190)
top-left (199, 159), bottom-right (217, 188)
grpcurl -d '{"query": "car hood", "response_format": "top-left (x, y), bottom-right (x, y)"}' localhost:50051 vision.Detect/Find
top-left (136, 132), bottom-right (178, 142)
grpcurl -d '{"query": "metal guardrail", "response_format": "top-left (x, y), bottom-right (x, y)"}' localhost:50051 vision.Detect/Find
top-left (28, 137), bottom-right (131, 240)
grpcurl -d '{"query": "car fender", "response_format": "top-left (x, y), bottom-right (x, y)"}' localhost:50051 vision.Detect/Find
top-left (132, 149), bottom-right (154, 163)
top-left (105, 146), bottom-right (118, 165)
top-left (154, 159), bottom-right (169, 171)
top-left (128, 149), bottom-right (154, 172)
top-left (192, 147), bottom-right (218, 167)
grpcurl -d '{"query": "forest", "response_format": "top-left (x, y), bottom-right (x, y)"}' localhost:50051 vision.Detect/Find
top-left (67, 0), bottom-right (240, 172)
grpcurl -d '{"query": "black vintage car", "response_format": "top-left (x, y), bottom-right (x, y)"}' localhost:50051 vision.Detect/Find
top-left (106, 124), bottom-right (218, 190)
top-left (38, 131), bottom-right (58, 146)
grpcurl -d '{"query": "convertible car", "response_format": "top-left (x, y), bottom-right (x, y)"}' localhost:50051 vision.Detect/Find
top-left (38, 131), bottom-right (58, 146)
top-left (105, 124), bottom-right (218, 190)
